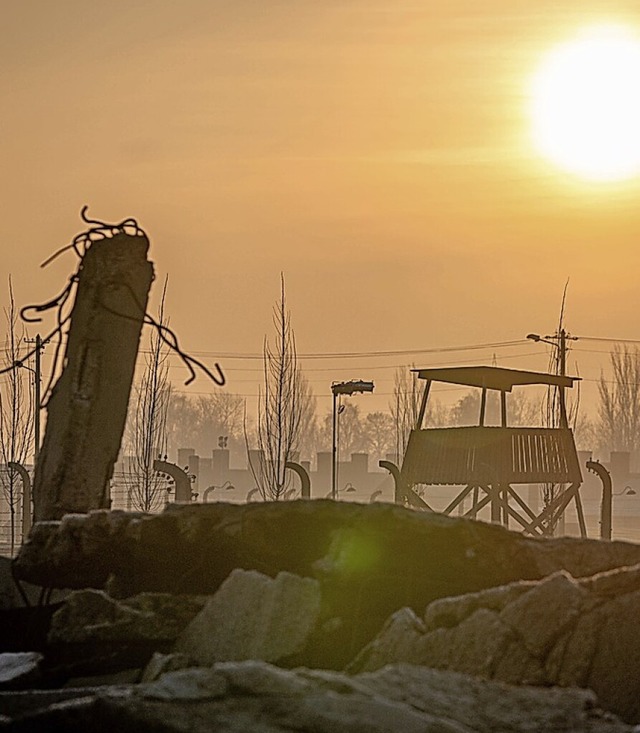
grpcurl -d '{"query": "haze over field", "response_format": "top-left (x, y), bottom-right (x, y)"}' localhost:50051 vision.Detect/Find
top-left (3, 1), bottom-right (640, 416)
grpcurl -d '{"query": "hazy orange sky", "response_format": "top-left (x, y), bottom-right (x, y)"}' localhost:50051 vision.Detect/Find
top-left (3, 1), bottom-right (640, 417)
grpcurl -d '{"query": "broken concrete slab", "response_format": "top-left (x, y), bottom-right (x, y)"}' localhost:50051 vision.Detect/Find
top-left (140, 652), bottom-right (191, 683)
top-left (16, 502), bottom-right (640, 595)
top-left (48, 589), bottom-right (208, 645)
top-left (0, 653), bottom-right (42, 691)
top-left (351, 565), bottom-right (640, 723)
top-left (15, 501), bottom-right (640, 669)
top-left (174, 569), bottom-right (321, 666)
top-left (0, 660), bottom-right (632, 732)
top-left (41, 589), bottom-right (208, 684)
top-left (13, 510), bottom-right (139, 589)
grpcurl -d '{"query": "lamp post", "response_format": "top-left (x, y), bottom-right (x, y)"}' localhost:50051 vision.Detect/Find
top-left (526, 330), bottom-right (578, 428)
top-left (331, 380), bottom-right (374, 499)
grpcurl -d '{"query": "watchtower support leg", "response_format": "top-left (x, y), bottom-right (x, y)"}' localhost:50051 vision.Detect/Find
top-left (490, 483), bottom-right (502, 523)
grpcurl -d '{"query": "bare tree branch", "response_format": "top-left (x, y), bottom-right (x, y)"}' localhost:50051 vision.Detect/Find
top-left (597, 345), bottom-right (640, 455)
top-left (247, 275), bottom-right (311, 500)
top-left (0, 276), bottom-right (34, 553)
top-left (124, 277), bottom-right (171, 512)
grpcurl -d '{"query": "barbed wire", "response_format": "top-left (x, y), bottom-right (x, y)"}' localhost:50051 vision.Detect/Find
top-left (0, 207), bottom-right (225, 403)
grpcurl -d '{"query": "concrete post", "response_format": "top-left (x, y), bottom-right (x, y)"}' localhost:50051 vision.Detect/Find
top-left (33, 231), bottom-right (154, 520)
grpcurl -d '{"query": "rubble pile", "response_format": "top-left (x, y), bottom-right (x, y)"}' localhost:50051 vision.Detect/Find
top-left (3, 500), bottom-right (640, 730)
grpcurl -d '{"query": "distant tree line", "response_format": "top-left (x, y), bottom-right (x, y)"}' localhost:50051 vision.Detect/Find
top-left (155, 345), bottom-right (640, 473)
top-left (158, 374), bottom-right (547, 467)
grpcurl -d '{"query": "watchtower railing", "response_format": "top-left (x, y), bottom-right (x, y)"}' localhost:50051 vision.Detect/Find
top-left (401, 426), bottom-right (582, 486)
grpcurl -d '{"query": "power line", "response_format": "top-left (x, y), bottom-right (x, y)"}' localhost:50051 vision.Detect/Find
top-left (163, 349), bottom-right (549, 376)
top-left (578, 336), bottom-right (640, 345)
top-left (138, 339), bottom-right (531, 361)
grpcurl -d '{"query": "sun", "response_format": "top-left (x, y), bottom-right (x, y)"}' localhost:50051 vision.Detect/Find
top-left (530, 25), bottom-right (640, 182)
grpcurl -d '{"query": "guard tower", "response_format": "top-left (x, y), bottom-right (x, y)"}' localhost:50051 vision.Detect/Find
top-left (395, 365), bottom-right (585, 537)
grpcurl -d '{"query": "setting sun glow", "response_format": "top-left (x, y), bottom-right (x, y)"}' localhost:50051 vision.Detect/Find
top-left (530, 25), bottom-right (640, 182)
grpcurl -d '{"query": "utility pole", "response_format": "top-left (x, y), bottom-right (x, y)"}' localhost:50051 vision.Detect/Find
top-left (26, 334), bottom-right (44, 469)
top-left (526, 328), bottom-right (578, 428)
top-left (526, 328), bottom-right (579, 536)
top-left (34, 334), bottom-right (42, 469)
top-left (558, 328), bottom-right (568, 428)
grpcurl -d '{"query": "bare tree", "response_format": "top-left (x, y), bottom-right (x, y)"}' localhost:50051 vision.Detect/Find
top-left (248, 275), bottom-right (308, 500)
top-left (597, 345), bottom-right (640, 456)
top-left (166, 391), bottom-right (245, 458)
top-left (164, 392), bottom-right (200, 455)
top-left (390, 367), bottom-right (427, 461)
top-left (448, 389), bottom-right (539, 427)
top-left (292, 377), bottom-right (318, 464)
top-left (363, 411), bottom-right (395, 458)
top-left (449, 390), bottom-right (499, 426)
top-left (0, 277), bottom-right (34, 553)
top-left (507, 390), bottom-right (542, 427)
top-left (124, 278), bottom-right (171, 512)
top-left (316, 401), bottom-right (362, 456)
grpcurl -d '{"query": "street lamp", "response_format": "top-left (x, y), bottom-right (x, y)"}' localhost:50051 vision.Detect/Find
top-left (526, 333), bottom-right (553, 345)
top-left (203, 481), bottom-right (235, 503)
top-left (617, 486), bottom-right (636, 496)
top-left (325, 482), bottom-right (358, 500)
top-left (331, 380), bottom-right (374, 500)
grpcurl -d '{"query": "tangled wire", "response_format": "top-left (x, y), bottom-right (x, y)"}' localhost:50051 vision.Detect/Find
top-left (0, 206), bottom-right (225, 404)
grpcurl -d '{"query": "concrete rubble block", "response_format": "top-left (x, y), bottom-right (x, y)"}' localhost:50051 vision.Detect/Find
top-left (424, 608), bottom-right (539, 681)
top-left (498, 571), bottom-right (589, 659)
top-left (48, 589), bottom-right (209, 644)
top-left (140, 653), bottom-right (192, 683)
top-left (585, 589), bottom-right (640, 724)
top-left (13, 510), bottom-right (140, 589)
top-left (359, 664), bottom-right (631, 733)
top-left (353, 603), bottom-right (546, 685)
top-left (174, 569), bottom-right (322, 666)
top-left (16, 502), bottom-right (640, 596)
top-left (421, 582), bottom-right (531, 630)
top-left (351, 563), bottom-right (640, 724)
top-left (0, 557), bottom-right (45, 610)
top-left (63, 668), bottom-right (142, 688)
top-left (528, 534), bottom-right (640, 580)
top-left (13, 501), bottom-right (640, 670)
top-left (0, 653), bottom-right (43, 691)
top-left (0, 661), bottom-right (633, 732)
top-left (344, 607), bottom-right (425, 673)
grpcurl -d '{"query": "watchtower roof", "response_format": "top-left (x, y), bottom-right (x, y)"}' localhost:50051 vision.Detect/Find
top-left (411, 365), bottom-right (579, 392)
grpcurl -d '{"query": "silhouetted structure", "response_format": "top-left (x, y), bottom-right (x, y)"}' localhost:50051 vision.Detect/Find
top-left (394, 366), bottom-right (585, 536)
top-left (33, 220), bottom-right (154, 520)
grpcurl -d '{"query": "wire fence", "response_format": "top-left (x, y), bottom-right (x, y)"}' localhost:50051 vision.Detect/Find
top-left (1, 464), bottom-right (640, 556)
